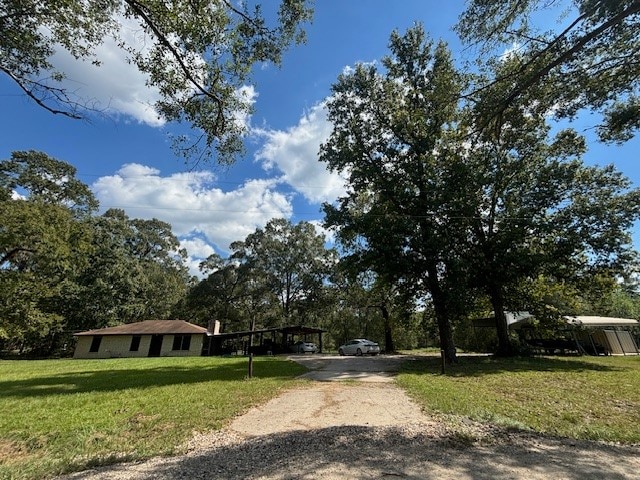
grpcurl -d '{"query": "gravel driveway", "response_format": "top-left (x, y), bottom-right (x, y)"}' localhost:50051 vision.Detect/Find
top-left (62, 354), bottom-right (640, 480)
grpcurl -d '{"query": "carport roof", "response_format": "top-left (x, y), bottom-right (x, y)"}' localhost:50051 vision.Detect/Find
top-left (565, 316), bottom-right (639, 327)
top-left (211, 325), bottom-right (325, 339)
top-left (473, 313), bottom-right (639, 329)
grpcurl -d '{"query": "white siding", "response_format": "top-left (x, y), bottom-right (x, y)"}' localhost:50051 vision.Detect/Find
top-left (74, 334), bottom-right (204, 359)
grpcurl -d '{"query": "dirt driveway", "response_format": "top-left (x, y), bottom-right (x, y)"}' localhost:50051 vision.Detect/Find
top-left (63, 354), bottom-right (640, 480)
top-left (230, 355), bottom-right (423, 434)
top-left (291, 352), bottom-right (414, 382)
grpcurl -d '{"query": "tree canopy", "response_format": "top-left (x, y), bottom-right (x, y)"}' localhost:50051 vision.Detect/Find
top-left (457, 0), bottom-right (640, 142)
top-left (0, 151), bottom-right (191, 354)
top-left (0, 150), bottom-right (98, 215)
top-left (461, 52), bottom-right (640, 355)
top-left (0, 200), bottom-right (89, 349)
top-left (230, 218), bottom-right (336, 326)
top-left (1, 0), bottom-right (313, 163)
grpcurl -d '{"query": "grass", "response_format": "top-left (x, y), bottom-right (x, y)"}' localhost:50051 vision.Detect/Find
top-left (397, 354), bottom-right (640, 443)
top-left (3, 353), bottom-right (639, 478)
top-left (0, 356), bottom-right (307, 480)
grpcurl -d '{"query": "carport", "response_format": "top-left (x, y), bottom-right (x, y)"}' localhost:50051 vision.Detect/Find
top-left (566, 316), bottom-right (639, 355)
top-left (202, 324), bottom-right (325, 356)
top-left (472, 313), bottom-right (639, 355)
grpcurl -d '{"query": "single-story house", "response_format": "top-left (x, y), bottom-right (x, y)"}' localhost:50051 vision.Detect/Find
top-left (74, 320), bottom-right (208, 359)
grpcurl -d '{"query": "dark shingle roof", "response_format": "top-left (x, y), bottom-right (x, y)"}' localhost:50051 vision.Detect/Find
top-left (75, 320), bottom-right (208, 336)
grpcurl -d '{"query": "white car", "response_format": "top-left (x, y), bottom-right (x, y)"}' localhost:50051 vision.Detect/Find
top-left (338, 339), bottom-right (380, 356)
top-left (290, 340), bottom-right (318, 354)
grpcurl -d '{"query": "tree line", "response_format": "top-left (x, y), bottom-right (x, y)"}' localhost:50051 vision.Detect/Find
top-left (1, 145), bottom-right (639, 358)
top-left (0, 151), bottom-right (192, 354)
top-left (0, 151), bottom-right (408, 356)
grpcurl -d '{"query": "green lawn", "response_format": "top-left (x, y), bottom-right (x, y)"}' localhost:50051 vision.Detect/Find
top-left (0, 356), bottom-right (307, 480)
top-left (3, 354), bottom-right (639, 479)
top-left (397, 354), bottom-right (640, 443)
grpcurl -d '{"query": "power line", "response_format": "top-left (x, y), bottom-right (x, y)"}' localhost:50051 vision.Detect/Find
top-left (98, 203), bottom-right (550, 222)
top-left (99, 203), bottom-right (323, 216)
top-left (75, 171), bottom-right (343, 191)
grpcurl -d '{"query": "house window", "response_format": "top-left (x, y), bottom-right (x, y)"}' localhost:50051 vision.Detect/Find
top-left (89, 336), bottom-right (102, 352)
top-left (129, 335), bottom-right (142, 352)
top-left (172, 335), bottom-right (191, 351)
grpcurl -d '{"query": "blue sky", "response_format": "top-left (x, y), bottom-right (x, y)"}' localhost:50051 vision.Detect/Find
top-left (2, 1), bottom-right (639, 276)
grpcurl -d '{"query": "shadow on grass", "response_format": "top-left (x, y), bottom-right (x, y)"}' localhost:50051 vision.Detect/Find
top-left (400, 354), bottom-right (626, 377)
top-left (62, 425), bottom-right (640, 480)
top-left (0, 359), bottom-right (306, 398)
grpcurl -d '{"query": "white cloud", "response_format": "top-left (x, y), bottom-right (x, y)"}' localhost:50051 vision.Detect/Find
top-left (500, 42), bottom-right (523, 61)
top-left (49, 16), bottom-right (163, 126)
top-left (180, 237), bottom-right (217, 278)
top-left (233, 85), bottom-right (258, 132)
top-left (181, 237), bottom-right (217, 259)
top-left (341, 61), bottom-right (377, 76)
top-left (92, 164), bottom-right (293, 253)
top-left (49, 16), bottom-right (260, 131)
top-left (254, 102), bottom-right (347, 204)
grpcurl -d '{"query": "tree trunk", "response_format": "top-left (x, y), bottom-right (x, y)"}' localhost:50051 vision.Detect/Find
top-left (380, 305), bottom-right (395, 353)
top-left (488, 283), bottom-right (514, 356)
top-left (434, 304), bottom-right (457, 363)
top-left (426, 265), bottom-right (457, 363)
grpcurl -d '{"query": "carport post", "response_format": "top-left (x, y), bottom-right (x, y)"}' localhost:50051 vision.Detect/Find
top-left (247, 318), bottom-right (256, 378)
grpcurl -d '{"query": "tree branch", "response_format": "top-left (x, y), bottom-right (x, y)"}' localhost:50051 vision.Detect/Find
top-left (221, 0), bottom-right (269, 33)
top-left (501, 1), bottom-right (640, 111)
top-left (0, 66), bottom-right (83, 119)
top-left (468, 1), bottom-right (640, 140)
top-left (124, 0), bottom-right (224, 107)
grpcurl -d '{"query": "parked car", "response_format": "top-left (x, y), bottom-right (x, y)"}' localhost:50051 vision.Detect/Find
top-left (290, 340), bottom-right (318, 354)
top-left (338, 339), bottom-right (380, 356)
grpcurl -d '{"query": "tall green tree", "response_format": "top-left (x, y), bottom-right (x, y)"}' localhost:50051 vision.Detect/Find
top-left (0, 151), bottom-right (95, 352)
top-left (0, 201), bottom-right (90, 352)
top-left (181, 254), bottom-right (257, 332)
top-left (0, 150), bottom-right (98, 216)
top-left (183, 219), bottom-right (335, 337)
top-left (1, 0), bottom-right (313, 163)
top-left (67, 209), bottom-right (190, 331)
top-left (230, 218), bottom-right (336, 327)
top-left (457, 0), bottom-right (640, 142)
top-left (320, 25), bottom-right (465, 362)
